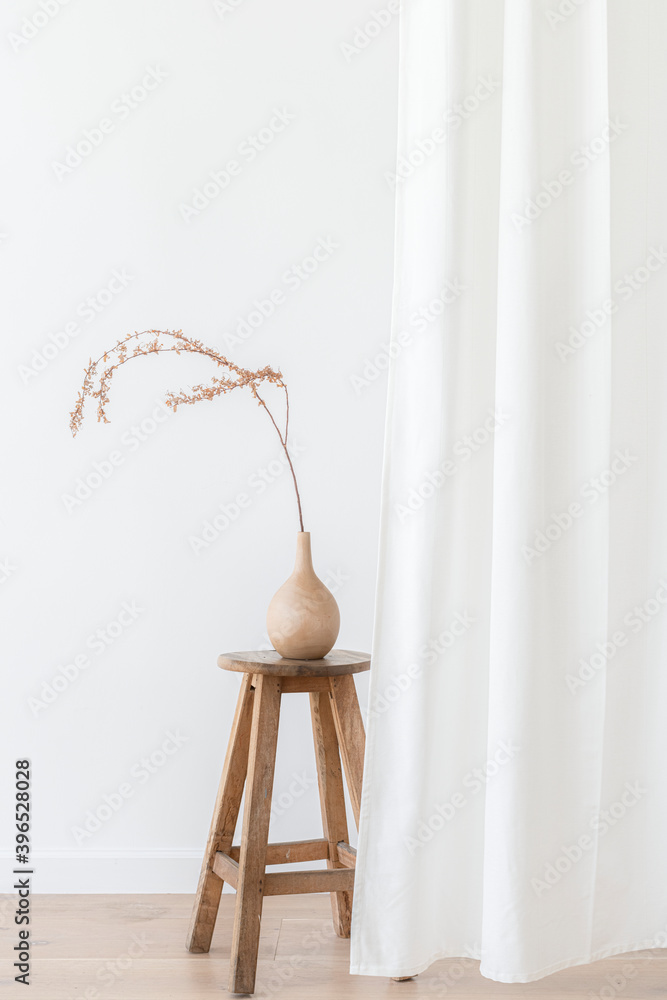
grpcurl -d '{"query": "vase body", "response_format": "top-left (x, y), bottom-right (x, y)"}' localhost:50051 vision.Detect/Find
top-left (267, 532), bottom-right (340, 659)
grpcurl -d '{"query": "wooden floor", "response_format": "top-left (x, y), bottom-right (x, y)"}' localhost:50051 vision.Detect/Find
top-left (2, 893), bottom-right (666, 999)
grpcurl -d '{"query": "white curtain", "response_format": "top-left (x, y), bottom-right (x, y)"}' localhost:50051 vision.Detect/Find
top-left (351, 0), bottom-right (667, 983)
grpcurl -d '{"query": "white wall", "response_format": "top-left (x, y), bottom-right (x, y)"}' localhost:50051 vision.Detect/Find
top-left (1, 0), bottom-right (398, 891)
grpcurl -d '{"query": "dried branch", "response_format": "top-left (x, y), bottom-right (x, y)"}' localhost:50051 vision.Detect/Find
top-left (70, 328), bottom-right (305, 531)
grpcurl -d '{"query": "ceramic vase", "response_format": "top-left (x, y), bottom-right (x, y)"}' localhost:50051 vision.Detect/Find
top-left (267, 532), bottom-right (340, 659)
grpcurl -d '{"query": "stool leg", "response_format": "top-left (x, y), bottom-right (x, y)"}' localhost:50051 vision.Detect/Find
top-left (186, 673), bottom-right (254, 953)
top-left (329, 675), bottom-right (366, 830)
top-left (310, 688), bottom-right (353, 937)
top-left (228, 674), bottom-right (282, 995)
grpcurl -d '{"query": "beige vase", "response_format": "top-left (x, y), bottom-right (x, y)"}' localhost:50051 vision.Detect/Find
top-left (267, 532), bottom-right (340, 660)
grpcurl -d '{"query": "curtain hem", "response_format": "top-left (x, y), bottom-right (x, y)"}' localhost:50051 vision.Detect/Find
top-left (350, 935), bottom-right (666, 983)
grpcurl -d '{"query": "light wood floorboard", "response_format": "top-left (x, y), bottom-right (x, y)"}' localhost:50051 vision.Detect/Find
top-left (1, 894), bottom-right (666, 999)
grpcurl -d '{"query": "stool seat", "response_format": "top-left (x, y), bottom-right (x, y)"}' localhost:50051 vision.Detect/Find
top-left (218, 648), bottom-right (371, 677)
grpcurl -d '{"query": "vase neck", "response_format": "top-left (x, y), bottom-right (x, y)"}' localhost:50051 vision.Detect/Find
top-left (293, 531), bottom-right (313, 575)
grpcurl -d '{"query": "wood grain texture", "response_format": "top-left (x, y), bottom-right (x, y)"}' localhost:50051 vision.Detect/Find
top-left (310, 687), bottom-right (354, 936)
top-left (16, 895), bottom-right (667, 1000)
top-left (229, 838), bottom-right (329, 864)
top-left (328, 674), bottom-right (366, 828)
top-left (281, 675), bottom-right (332, 692)
top-left (218, 648), bottom-right (371, 677)
top-left (212, 851), bottom-right (239, 889)
top-left (186, 672), bottom-right (254, 954)
top-left (228, 673), bottom-right (282, 994)
top-left (23, 893), bottom-right (282, 961)
top-left (336, 841), bottom-right (357, 868)
top-left (264, 867), bottom-right (355, 896)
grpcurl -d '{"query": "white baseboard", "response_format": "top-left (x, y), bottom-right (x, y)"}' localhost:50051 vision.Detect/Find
top-left (0, 850), bottom-right (236, 893)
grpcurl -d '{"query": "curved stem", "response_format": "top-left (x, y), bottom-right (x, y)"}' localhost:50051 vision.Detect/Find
top-left (90, 329), bottom-right (253, 382)
top-left (98, 342), bottom-right (246, 385)
top-left (255, 388), bottom-right (304, 532)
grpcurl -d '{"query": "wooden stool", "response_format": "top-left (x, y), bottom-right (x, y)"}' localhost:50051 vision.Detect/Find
top-left (186, 649), bottom-right (370, 995)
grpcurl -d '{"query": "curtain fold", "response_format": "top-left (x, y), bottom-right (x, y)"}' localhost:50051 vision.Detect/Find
top-left (351, 0), bottom-right (667, 983)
